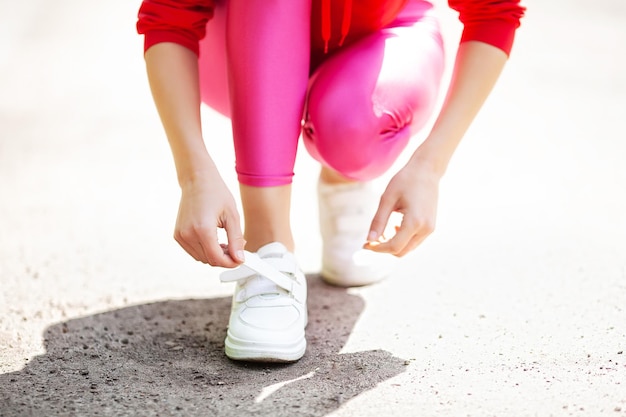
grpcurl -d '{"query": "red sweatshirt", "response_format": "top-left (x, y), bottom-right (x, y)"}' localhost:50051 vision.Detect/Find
top-left (137, 0), bottom-right (525, 57)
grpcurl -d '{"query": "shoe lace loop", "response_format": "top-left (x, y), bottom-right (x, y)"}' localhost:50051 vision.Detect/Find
top-left (220, 251), bottom-right (306, 303)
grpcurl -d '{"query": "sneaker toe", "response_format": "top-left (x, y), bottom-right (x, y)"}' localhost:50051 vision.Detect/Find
top-left (322, 248), bottom-right (396, 287)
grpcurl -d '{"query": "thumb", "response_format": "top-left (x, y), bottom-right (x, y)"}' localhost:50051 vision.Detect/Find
top-left (225, 219), bottom-right (246, 263)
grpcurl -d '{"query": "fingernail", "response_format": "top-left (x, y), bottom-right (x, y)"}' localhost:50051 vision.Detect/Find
top-left (237, 250), bottom-right (245, 262)
top-left (368, 231), bottom-right (378, 241)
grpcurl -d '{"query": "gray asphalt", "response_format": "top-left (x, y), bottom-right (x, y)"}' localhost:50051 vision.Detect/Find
top-left (1, 0), bottom-right (625, 416)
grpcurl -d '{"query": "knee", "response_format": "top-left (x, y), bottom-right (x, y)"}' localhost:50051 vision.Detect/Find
top-left (307, 102), bottom-right (377, 178)
top-left (305, 94), bottom-right (411, 181)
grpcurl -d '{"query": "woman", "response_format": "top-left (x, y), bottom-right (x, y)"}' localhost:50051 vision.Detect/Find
top-left (137, 0), bottom-right (525, 362)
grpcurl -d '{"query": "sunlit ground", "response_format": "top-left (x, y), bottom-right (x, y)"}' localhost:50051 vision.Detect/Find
top-left (1, 1), bottom-right (625, 416)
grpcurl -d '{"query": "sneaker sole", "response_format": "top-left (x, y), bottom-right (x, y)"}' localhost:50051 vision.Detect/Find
top-left (321, 265), bottom-right (390, 287)
top-left (224, 333), bottom-right (306, 363)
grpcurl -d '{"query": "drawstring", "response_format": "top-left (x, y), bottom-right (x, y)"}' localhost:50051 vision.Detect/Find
top-left (339, 0), bottom-right (352, 48)
top-left (321, 0), bottom-right (353, 53)
top-left (322, 0), bottom-right (331, 53)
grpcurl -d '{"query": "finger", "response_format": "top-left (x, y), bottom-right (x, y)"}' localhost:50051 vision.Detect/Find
top-left (380, 212), bottom-right (403, 241)
top-left (197, 225), bottom-right (240, 268)
top-left (224, 215), bottom-right (246, 264)
top-left (366, 220), bottom-right (433, 256)
top-left (179, 223), bottom-right (234, 267)
top-left (365, 222), bottom-right (414, 256)
top-left (203, 245), bottom-right (236, 267)
top-left (174, 232), bottom-right (206, 263)
top-left (367, 197), bottom-right (395, 242)
top-left (366, 213), bottom-right (419, 255)
top-left (393, 233), bottom-right (428, 257)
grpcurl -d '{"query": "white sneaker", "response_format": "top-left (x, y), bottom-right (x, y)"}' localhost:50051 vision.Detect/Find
top-left (220, 242), bottom-right (307, 362)
top-left (318, 180), bottom-right (397, 287)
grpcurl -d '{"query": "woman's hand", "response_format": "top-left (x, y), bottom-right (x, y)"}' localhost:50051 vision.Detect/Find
top-left (364, 158), bottom-right (441, 257)
top-left (174, 175), bottom-right (246, 268)
top-left (144, 43), bottom-right (245, 268)
top-left (365, 42), bottom-right (510, 257)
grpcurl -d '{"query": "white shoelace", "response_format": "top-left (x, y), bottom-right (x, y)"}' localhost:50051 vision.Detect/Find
top-left (220, 251), bottom-right (306, 304)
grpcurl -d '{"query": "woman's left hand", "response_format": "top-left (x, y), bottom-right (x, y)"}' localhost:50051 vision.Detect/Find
top-left (364, 159), bottom-right (441, 257)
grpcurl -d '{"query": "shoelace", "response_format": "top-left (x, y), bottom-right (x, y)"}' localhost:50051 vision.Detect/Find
top-left (321, 0), bottom-right (353, 53)
top-left (220, 251), bottom-right (306, 304)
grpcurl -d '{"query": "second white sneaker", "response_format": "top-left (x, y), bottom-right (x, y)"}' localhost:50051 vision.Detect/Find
top-left (220, 242), bottom-right (307, 362)
top-left (318, 180), bottom-right (398, 287)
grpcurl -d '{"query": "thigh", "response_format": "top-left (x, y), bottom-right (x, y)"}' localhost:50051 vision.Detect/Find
top-left (302, 0), bottom-right (445, 179)
top-left (200, 0), bottom-right (311, 186)
top-left (308, 0), bottom-right (445, 135)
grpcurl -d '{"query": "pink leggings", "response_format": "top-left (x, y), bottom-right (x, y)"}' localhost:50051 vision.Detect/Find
top-left (198, 0), bottom-right (445, 186)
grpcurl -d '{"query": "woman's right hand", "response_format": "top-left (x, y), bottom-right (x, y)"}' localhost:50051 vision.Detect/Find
top-left (174, 175), bottom-right (246, 268)
top-left (144, 42), bottom-right (245, 267)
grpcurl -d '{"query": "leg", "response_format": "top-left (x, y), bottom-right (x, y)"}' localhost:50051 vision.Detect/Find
top-left (304, 0), bottom-right (445, 286)
top-left (303, 0), bottom-right (445, 181)
top-left (225, 0), bottom-right (310, 251)
top-left (200, 0), bottom-right (311, 251)
top-left (226, 0), bottom-right (310, 189)
top-left (211, 0), bottom-right (311, 362)
top-left (239, 184), bottom-right (294, 252)
top-left (198, 0), bottom-right (230, 116)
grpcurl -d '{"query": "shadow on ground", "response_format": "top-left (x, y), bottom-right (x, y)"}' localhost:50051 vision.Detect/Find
top-left (0, 275), bottom-right (407, 416)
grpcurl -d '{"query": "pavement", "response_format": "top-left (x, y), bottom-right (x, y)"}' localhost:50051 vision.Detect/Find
top-left (1, 0), bottom-right (625, 416)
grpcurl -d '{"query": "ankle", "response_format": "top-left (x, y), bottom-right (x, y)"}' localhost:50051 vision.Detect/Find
top-left (239, 183), bottom-right (295, 253)
top-left (320, 166), bottom-right (356, 185)
top-left (244, 237), bottom-right (295, 253)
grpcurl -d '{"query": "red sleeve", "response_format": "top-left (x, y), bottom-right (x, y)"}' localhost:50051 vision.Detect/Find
top-left (136, 0), bottom-right (215, 56)
top-left (448, 0), bottom-right (525, 56)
